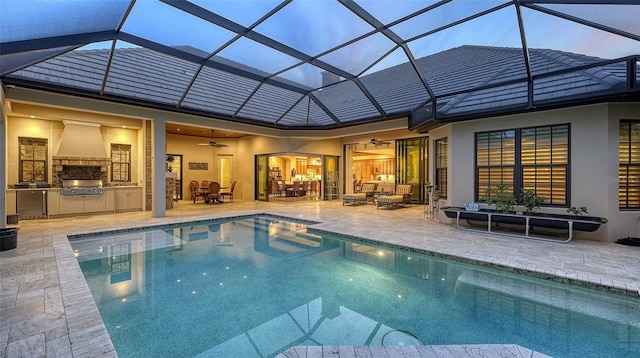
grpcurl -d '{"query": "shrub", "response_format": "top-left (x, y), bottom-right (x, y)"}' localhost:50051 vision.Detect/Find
top-left (484, 184), bottom-right (517, 213)
top-left (520, 189), bottom-right (546, 214)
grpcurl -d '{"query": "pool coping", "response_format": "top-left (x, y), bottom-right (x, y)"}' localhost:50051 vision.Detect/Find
top-left (306, 226), bottom-right (640, 298)
top-left (68, 212), bottom-right (640, 298)
top-left (60, 212), bottom-right (638, 357)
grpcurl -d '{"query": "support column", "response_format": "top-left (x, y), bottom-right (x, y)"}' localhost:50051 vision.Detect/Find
top-left (0, 89), bottom-right (6, 228)
top-left (152, 118), bottom-right (166, 218)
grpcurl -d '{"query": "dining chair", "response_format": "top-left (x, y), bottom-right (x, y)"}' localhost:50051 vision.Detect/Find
top-left (220, 181), bottom-right (236, 202)
top-left (207, 182), bottom-right (221, 204)
top-left (190, 180), bottom-right (207, 203)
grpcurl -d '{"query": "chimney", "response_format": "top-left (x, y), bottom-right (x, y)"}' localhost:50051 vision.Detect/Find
top-left (321, 71), bottom-right (340, 87)
top-left (52, 120), bottom-right (112, 186)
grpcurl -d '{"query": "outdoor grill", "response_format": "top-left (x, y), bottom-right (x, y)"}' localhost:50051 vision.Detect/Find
top-left (61, 179), bottom-right (104, 196)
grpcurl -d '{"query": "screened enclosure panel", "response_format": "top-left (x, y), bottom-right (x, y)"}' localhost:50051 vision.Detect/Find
top-left (1, 0), bottom-right (637, 129)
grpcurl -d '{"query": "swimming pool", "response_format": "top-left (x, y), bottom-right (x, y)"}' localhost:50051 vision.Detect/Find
top-left (70, 215), bottom-right (640, 357)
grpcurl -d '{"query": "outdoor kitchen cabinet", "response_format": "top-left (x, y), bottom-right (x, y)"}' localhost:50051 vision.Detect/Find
top-left (5, 190), bottom-right (17, 215)
top-left (59, 194), bottom-right (106, 215)
top-left (104, 189), bottom-right (115, 212)
top-left (115, 187), bottom-right (142, 212)
top-left (48, 189), bottom-right (60, 216)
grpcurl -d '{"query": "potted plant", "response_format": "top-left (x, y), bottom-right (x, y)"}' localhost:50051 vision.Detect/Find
top-left (166, 155), bottom-right (175, 172)
top-left (567, 206), bottom-right (588, 216)
top-left (520, 189), bottom-right (546, 215)
top-left (484, 184), bottom-right (516, 213)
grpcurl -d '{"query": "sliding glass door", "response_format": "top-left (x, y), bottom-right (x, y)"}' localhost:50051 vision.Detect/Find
top-left (396, 137), bottom-right (428, 203)
top-left (322, 155), bottom-right (339, 201)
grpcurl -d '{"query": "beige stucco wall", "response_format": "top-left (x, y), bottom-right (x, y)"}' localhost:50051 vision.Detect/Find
top-left (233, 135), bottom-right (344, 201)
top-left (165, 132), bottom-right (345, 203)
top-left (3, 87), bottom-right (638, 241)
top-left (5, 117), bottom-right (141, 186)
top-left (166, 133), bottom-right (237, 200)
top-left (441, 103), bottom-right (640, 242)
top-left (5, 117), bottom-right (64, 185)
top-left (608, 103), bottom-right (640, 241)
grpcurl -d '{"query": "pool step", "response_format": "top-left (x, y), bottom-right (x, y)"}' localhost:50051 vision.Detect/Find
top-left (274, 232), bottom-right (322, 248)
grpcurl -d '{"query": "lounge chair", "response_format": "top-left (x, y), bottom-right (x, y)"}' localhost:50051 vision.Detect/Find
top-left (343, 182), bottom-right (377, 206)
top-left (377, 184), bottom-right (414, 209)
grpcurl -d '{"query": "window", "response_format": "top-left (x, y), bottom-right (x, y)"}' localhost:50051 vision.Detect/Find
top-left (19, 137), bottom-right (47, 182)
top-left (476, 124), bottom-right (569, 206)
top-left (619, 120), bottom-right (640, 209)
top-left (435, 137), bottom-right (448, 199)
top-left (111, 144), bottom-right (131, 182)
top-left (476, 130), bottom-right (515, 197)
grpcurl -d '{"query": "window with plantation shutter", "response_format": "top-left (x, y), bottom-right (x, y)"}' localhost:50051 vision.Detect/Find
top-left (476, 130), bottom-right (515, 198)
top-left (111, 144), bottom-right (131, 182)
top-left (19, 137), bottom-right (47, 182)
top-left (475, 124), bottom-right (569, 206)
top-left (619, 120), bottom-right (640, 209)
top-left (435, 138), bottom-right (448, 199)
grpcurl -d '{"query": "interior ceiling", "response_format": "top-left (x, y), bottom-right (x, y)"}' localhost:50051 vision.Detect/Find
top-left (1, 1), bottom-right (638, 131)
top-left (165, 123), bottom-right (245, 138)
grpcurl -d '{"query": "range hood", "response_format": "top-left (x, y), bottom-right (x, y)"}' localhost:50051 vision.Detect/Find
top-left (55, 120), bottom-right (109, 159)
top-left (52, 120), bottom-right (111, 186)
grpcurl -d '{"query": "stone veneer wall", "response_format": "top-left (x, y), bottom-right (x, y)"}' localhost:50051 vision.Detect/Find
top-left (166, 176), bottom-right (175, 209)
top-left (145, 120), bottom-right (152, 211)
top-left (51, 157), bottom-right (112, 186)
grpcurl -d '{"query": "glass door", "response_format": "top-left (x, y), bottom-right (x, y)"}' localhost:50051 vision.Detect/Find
top-left (396, 137), bottom-right (428, 203)
top-left (167, 153), bottom-right (182, 200)
top-left (323, 155), bottom-right (339, 201)
top-left (255, 154), bottom-right (269, 201)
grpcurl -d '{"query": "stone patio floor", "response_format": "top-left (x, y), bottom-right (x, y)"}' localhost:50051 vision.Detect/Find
top-left (1, 200), bottom-right (638, 357)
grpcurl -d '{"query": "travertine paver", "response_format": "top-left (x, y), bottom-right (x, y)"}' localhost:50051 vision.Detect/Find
top-left (1, 200), bottom-right (638, 357)
top-left (276, 344), bottom-right (552, 358)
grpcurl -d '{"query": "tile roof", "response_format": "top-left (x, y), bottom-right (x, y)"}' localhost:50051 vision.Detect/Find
top-left (6, 45), bottom-right (631, 128)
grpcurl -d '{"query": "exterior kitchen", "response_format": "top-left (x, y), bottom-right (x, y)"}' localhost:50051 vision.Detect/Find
top-left (5, 105), bottom-right (145, 220)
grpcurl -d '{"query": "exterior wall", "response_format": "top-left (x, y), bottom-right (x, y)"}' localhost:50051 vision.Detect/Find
top-left (444, 103), bottom-right (640, 242)
top-left (235, 135), bottom-right (343, 201)
top-left (428, 125), bottom-right (453, 206)
top-left (607, 103), bottom-right (640, 241)
top-left (1, 84), bottom-right (6, 228)
top-left (166, 133), bottom-right (237, 201)
top-left (5, 117), bottom-right (63, 185)
top-left (5, 117), bottom-right (141, 186)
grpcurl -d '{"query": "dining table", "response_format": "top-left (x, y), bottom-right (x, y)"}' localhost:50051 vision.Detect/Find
top-left (201, 183), bottom-right (228, 204)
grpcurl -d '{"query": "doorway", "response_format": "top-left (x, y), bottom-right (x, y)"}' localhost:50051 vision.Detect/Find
top-left (396, 137), bottom-right (428, 203)
top-left (218, 155), bottom-right (233, 189)
top-left (166, 153), bottom-right (183, 200)
top-left (255, 153), bottom-right (332, 202)
top-left (345, 136), bottom-right (428, 203)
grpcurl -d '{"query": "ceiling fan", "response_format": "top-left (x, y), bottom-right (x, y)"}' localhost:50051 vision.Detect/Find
top-left (197, 130), bottom-right (229, 148)
top-left (370, 135), bottom-right (391, 146)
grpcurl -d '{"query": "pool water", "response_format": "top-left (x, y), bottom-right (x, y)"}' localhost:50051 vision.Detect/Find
top-left (70, 215), bottom-right (640, 358)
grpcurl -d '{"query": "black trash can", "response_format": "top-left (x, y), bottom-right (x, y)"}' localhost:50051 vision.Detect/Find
top-left (0, 227), bottom-right (19, 251)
